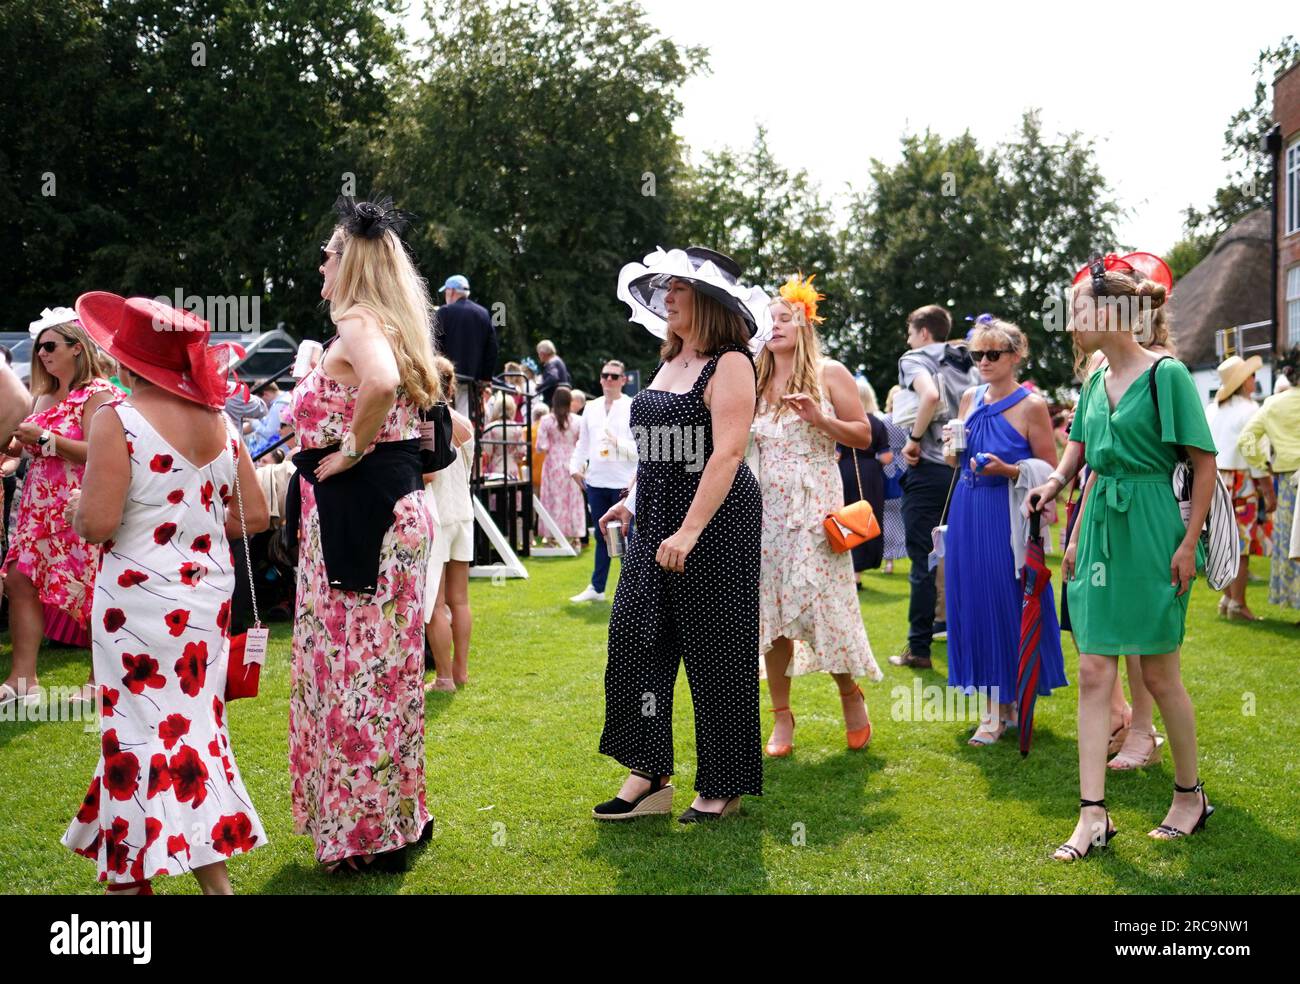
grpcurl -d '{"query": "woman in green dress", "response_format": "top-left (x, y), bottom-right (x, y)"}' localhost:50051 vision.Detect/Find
top-left (1031, 254), bottom-right (1218, 861)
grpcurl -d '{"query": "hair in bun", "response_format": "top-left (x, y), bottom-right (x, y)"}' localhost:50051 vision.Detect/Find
top-left (1134, 278), bottom-right (1168, 309)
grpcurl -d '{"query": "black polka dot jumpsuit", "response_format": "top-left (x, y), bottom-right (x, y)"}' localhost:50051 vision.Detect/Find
top-left (599, 346), bottom-right (763, 798)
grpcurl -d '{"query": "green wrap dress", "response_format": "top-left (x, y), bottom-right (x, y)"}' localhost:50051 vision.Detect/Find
top-left (1066, 358), bottom-right (1216, 656)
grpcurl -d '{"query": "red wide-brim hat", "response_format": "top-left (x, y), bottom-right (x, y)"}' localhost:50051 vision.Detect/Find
top-left (75, 292), bottom-right (230, 409)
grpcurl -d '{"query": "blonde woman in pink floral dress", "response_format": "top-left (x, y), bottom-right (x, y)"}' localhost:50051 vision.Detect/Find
top-left (1, 312), bottom-right (116, 708)
top-left (754, 278), bottom-right (881, 758)
top-left (288, 197), bottom-right (441, 873)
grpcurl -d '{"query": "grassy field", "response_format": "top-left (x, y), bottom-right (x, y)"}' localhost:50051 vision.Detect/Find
top-left (2, 537), bottom-right (1298, 895)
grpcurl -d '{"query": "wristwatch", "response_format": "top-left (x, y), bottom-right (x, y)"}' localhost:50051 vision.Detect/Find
top-left (1048, 469), bottom-right (1069, 487)
top-left (341, 432), bottom-right (363, 459)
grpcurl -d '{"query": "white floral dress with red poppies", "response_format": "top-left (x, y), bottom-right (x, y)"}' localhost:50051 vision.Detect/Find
top-left (62, 402), bottom-right (266, 883)
top-left (288, 365), bottom-right (432, 864)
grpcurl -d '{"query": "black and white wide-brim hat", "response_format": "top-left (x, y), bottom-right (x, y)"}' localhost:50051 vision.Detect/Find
top-left (616, 246), bottom-right (773, 349)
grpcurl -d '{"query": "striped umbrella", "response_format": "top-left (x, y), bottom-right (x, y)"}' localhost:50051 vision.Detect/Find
top-left (1015, 505), bottom-right (1052, 757)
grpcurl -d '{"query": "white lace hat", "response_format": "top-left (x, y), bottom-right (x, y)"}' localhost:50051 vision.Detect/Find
top-left (617, 246), bottom-right (772, 349)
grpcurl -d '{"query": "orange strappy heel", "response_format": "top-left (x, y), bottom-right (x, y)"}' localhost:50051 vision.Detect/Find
top-left (765, 706), bottom-right (795, 757)
top-left (840, 684), bottom-right (872, 750)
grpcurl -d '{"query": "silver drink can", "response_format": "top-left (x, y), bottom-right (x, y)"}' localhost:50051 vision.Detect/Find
top-left (950, 420), bottom-right (967, 454)
top-left (605, 520), bottom-right (625, 557)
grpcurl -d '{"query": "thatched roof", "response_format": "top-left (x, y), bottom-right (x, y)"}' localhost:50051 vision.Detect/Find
top-left (1168, 208), bottom-right (1272, 368)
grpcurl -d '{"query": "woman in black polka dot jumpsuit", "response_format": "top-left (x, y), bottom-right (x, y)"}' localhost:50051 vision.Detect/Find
top-left (594, 246), bottom-right (768, 823)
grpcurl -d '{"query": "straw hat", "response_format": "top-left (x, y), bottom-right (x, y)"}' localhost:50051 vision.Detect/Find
top-left (1215, 355), bottom-right (1262, 403)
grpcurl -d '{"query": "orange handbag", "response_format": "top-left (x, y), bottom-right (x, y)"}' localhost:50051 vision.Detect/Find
top-left (824, 448), bottom-right (882, 553)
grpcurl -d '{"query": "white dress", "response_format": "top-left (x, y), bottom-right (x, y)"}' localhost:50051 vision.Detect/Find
top-left (753, 395), bottom-right (881, 680)
top-left (62, 402), bottom-right (266, 882)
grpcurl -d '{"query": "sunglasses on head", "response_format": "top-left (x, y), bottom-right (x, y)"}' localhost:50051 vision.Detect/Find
top-left (601, 372), bottom-right (623, 380)
top-left (971, 348), bottom-right (1014, 363)
top-left (37, 339), bottom-right (75, 354)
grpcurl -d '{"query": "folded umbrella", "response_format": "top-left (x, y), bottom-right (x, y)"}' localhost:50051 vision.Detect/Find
top-left (1015, 504), bottom-right (1052, 757)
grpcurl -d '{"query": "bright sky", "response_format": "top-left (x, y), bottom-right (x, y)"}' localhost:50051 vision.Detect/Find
top-left (402, 2), bottom-right (1293, 254)
top-left (646, 0), bottom-right (1293, 253)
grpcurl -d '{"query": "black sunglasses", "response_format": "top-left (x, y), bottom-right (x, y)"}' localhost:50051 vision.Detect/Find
top-left (37, 340), bottom-right (75, 354)
top-left (600, 372), bottom-right (624, 380)
top-left (971, 349), bottom-right (1014, 363)
top-left (320, 243), bottom-right (341, 265)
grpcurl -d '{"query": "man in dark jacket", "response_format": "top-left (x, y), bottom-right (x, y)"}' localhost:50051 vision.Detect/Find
top-left (536, 339), bottom-right (570, 408)
top-left (434, 274), bottom-right (498, 415)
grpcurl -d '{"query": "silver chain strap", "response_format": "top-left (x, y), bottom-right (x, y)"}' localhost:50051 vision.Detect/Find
top-left (229, 437), bottom-right (259, 626)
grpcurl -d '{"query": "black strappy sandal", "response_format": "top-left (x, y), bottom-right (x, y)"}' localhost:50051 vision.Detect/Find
top-left (592, 769), bottom-right (674, 821)
top-left (1052, 798), bottom-right (1118, 862)
top-left (678, 796), bottom-right (741, 824)
top-left (1150, 779), bottom-right (1214, 840)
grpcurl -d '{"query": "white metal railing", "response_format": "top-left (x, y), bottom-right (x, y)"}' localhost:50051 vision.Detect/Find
top-left (1215, 320), bottom-right (1274, 359)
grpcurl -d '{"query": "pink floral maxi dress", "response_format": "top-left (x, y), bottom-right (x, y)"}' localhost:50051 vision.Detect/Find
top-left (288, 366), bottom-right (432, 863)
top-left (62, 403), bottom-right (266, 882)
top-left (752, 395), bottom-right (881, 680)
top-left (4, 378), bottom-right (118, 629)
top-left (536, 413), bottom-right (585, 538)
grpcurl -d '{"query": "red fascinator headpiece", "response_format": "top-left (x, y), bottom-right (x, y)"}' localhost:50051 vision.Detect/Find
top-left (1072, 252), bottom-right (1173, 295)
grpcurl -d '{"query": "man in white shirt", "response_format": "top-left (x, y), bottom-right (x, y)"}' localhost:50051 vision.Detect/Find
top-left (568, 360), bottom-right (637, 601)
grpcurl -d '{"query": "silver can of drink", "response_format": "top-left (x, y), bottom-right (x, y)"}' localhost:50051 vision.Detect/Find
top-left (950, 419), bottom-right (967, 454)
top-left (605, 520), bottom-right (625, 557)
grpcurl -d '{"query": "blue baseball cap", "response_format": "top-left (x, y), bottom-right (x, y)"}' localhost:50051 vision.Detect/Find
top-left (440, 275), bottom-right (470, 293)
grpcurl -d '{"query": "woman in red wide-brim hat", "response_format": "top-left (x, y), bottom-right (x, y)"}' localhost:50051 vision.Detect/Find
top-left (60, 293), bottom-right (270, 895)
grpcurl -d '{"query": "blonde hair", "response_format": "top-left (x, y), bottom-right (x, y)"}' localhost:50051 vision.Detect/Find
top-left (433, 355), bottom-right (457, 403)
top-left (660, 282), bottom-right (751, 362)
top-left (330, 226), bottom-right (441, 408)
top-left (30, 321), bottom-right (113, 397)
top-left (885, 384), bottom-right (901, 415)
top-left (1070, 270), bottom-right (1169, 379)
top-left (857, 377), bottom-right (878, 415)
top-left (486, 391), bottom-right (516, 423)
top-left (756, 296), bottom-right (823, 416)
top-left (970, 317), bottom-right (1029, 362)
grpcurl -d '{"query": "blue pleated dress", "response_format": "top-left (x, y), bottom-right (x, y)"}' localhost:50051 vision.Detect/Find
top-left (945, 385), bottom-right (1068, 700)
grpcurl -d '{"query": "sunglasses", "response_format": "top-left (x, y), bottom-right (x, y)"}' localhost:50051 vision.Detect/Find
top-left (971, 349), bottom-right (1014, 363)
top-left (320, 243), bottom-right (341, 265)
top-left (37, 340), bottom-right (75, 354)
top-left (600, 372), bottom-right (624, 380)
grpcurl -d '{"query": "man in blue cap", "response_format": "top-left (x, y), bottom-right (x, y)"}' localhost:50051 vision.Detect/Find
top-left (434, 274), bottom-right (498, 415)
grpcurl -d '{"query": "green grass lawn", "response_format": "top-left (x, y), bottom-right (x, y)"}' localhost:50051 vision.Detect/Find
top-left (2, 537), bottom-right (1298, 894)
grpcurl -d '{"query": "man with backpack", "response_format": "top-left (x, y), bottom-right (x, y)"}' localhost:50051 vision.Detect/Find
top-left (889, 305), bottom-right (978, 670)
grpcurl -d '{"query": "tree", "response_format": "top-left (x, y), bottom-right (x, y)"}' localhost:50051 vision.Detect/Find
top-left (836, 130), bottom-right (1007, 394)
top-left (835, 114), bottom-right (1120, 394)
top-left (1183, 36), bottom-right (1300, 241)
top-left (996, 110), bottom-right (1121, 387)
top-left (379, 0), bottom-right (705, 390)
top-left (673, 127), bottom-right (838, 296)
top-left (0, 0), bottom-right (405, 339)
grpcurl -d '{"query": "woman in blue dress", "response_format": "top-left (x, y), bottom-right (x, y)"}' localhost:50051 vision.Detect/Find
top-left (944, 317), bottom-right (1066, 745)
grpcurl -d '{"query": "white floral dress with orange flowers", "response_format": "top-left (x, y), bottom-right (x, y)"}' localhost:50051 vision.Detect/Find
top-left (287, 364), bottom-right (432, 864)
top-left (753, 393), bottom-right (881, 679)
top-left (62, 402), bottom-right (266, 883)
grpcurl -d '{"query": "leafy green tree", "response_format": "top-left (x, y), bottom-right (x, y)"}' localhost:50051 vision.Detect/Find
top-left (673, 127), bottom-right (838, 295)
top-left (996, 110), bottom-right (1120, 387)
top-left (1183, 36), bottom-right (1299, 241)
top-left (835, 130), bottom-right (1006, 394)
top-left (380, 0), bottom-right (705, 390)
top-left (0, 0), bottom-right (405, 339)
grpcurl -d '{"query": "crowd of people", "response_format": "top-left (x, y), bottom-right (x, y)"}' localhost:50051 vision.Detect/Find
top-left (1, 199), bottom-right (1298, 891)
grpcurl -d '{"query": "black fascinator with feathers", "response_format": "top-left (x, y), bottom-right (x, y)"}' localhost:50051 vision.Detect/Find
top-left (333, 195), bottom-right (413, 240)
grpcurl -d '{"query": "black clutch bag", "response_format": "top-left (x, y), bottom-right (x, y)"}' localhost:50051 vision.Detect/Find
top-left (420, 402), bottom-right (457, 473)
